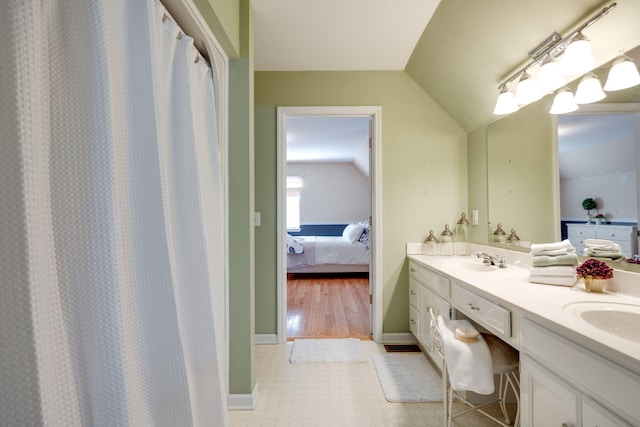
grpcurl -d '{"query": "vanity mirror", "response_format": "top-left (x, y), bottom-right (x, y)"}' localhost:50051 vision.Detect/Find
top-left (486, 45), bottom-right (640, 271)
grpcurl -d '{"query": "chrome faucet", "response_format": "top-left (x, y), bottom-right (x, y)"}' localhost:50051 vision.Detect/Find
top-left (476, 252), bottom-right (508, 268)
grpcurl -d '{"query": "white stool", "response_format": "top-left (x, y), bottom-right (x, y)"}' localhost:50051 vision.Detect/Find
top-left (430, 309), bottom-right (520, 426)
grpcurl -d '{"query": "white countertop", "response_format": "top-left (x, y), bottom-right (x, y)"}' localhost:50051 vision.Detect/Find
top-left (407, 247), bottom-right (640, 375)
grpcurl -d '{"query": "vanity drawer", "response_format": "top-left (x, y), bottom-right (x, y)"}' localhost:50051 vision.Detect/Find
top-left (409, 278), bottom-right (420, 309)
top-left (452, 284), bottom-right (511, 337)
top-left (421, 268), bottom-right (450, 298)
top-left (409, 305), bottom-right (419, 336)
top-left (409, 261), bottom-right (420, 280)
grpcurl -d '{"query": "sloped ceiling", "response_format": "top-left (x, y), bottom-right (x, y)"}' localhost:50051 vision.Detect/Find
top-left (405, 0), bottom-right (640, 132)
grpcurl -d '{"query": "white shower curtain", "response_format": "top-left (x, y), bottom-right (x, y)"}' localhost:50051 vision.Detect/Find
top-left (0, 1), bottom-right (227, 426)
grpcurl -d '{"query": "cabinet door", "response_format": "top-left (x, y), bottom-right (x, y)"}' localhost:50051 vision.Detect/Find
top-left (521, 355), bottom-right (578, 427)
top-left (582, 397), bottom-right (633, 427)
top-left (420, 287), bottom-right (450, 370)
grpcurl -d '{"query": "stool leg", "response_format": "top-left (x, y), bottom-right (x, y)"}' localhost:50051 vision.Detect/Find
top-left (498, 373), bottom-right (511, 424)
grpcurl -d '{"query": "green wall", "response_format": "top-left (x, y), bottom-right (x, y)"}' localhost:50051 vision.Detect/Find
top-left (254, 71), bottom-right (468, 335)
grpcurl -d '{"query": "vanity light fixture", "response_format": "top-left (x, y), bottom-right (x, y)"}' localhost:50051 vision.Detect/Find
top-left (549, 87), bottom-right (579, 115)
top-left (574, 73), bottom-right (606, 104)
top-left (560, 32), bottom-right (596, 77)
top-left (536, 57), bottom-right (566, 93)
top-left (492, 85), bottom-right (520, 115)
top-left (493, 3), bottom-right (616, 115)
top-left (603, 53), bottom-right (640, 91)
top-left (515, 72), bottom-right (542, 106)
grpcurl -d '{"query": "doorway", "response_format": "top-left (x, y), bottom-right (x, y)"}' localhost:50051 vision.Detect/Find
top-left (277, 106), bottom-right (382, 343)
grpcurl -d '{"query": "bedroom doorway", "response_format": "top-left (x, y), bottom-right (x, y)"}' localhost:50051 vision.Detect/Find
top-left (277, 106), bottom-right (382, 343)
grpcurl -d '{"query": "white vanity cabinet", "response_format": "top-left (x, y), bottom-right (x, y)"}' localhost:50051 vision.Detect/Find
top-left (520, 355), bottom-right (578, 427)
top-left (566, 223), bottom-right (637, 257)
top-left (520, 319), bottom-right (638, 427)
top-left (408, 260), bottom-right (451, 369)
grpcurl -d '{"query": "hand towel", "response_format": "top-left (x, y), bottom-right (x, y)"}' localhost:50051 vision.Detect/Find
top-left (529, 274), bottom-right (576, 287)
top-left (531, 253), bottom-right (579, 267)
top-left (529, 265), bottom-right (577, 277)
top-left (530, 239), bottom-right (576, 256)
top-left (582, 248), bottom-right (627, 261)
top-left (437, 316), bottom-right (494, 395)
top-left (584, 239), bottom-right (622, 253)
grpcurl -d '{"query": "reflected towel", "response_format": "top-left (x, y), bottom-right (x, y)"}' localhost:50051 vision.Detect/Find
top-left (530, 239), bottom-right (576, 256)
top-left (531, 253), bottom-right (579, 267)
top-left (584, 239), bottom-right (622, 253)
top-left (529, 265), bottom-right (577, 277)
top-left (437, 316), bottom-right (494, 395)
top-left (529, 274), bottom-right (576, 287)
top-left (582, 248), bottom-right (627, 261)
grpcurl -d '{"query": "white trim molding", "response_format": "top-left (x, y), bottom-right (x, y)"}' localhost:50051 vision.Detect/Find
top-left (255, 334), bottom-right (278, 344)
top-left (227, 383), bottom-right (260, 410)
top-left (277, 106), bottom-right (383, 343)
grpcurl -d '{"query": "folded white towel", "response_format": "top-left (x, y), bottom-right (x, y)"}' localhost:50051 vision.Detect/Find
top-left (584, 238), bottom-right (622, 253)
top-left (437, 316), bottom-right (494, 395)
top-left (530, 239), bottom-right (576, 256)
top-left (529, 274), bottom-right (576, 287)
top-left (529, 265), bottom-right (576, 277)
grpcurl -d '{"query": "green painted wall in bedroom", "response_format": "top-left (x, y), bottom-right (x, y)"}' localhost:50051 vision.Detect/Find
top-left (254, 71), bottom-right (468, 335)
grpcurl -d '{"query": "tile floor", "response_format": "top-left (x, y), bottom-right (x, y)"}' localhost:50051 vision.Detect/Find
top-left (228, 340), bottom-right (517, 427)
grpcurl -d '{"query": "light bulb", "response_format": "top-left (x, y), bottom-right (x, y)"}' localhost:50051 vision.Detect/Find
top-left (560, 32), bottom-right (596, 77)
top-left (604, 54), bottom-right (640, 91)
top-left (515, 73), bottom-right (542, 106)
top-left (493, 86), bottom-right (519, 115)
top-left (537, 57), bottom-right (566, 93)
top-left (549, 87), bottom-right (579, 114)
top-left (574, 73), bottom-right (606, 104)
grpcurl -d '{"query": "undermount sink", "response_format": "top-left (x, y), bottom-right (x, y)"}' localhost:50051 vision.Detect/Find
top-left (435, 258), bottom-right (498, 272)
top-left (563, 302), bottom-right (640, 342)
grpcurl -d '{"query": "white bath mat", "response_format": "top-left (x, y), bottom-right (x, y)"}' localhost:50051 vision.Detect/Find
top-left (289, 338), bottom-right (367, 363)
top-left (372, 353), bottom-right (442, 402)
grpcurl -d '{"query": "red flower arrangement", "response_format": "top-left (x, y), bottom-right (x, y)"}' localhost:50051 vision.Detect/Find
top-left (576, 258), bottom-right (614, 280)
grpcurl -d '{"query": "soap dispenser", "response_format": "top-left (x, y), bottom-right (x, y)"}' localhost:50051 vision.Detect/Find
top-left (492, 223), bottom-right (507, 243)
top-left (438, 224), bottom-right (454, 256)
top-left (455, 213), bottom-right (471, 255)
top-left (423, 229), bottom-right (438, 256)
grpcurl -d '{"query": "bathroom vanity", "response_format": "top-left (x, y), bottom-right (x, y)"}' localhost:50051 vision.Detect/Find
top-left (407, 245), bottom-right (640, 426)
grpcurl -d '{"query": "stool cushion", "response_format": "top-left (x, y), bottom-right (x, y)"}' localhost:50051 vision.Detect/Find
top-left (483, 334), bottom-right (519, 374)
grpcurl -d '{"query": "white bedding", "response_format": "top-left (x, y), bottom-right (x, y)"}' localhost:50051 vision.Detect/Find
top-left (287, 236), bottom-right (369, 270)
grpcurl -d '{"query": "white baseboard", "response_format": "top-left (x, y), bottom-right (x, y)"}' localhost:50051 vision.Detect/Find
top-left (227, 383), bottom-right (260, 410)
top-left (381, 332), bottom-right (417, 344)
top-left (255, 334), bottom-right (278, 344)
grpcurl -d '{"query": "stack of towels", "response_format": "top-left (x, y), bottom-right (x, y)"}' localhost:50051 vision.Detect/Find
top-left (583, 238), bottom-right (626, 261)
top-left (529, 239), bottom-right (578, 286)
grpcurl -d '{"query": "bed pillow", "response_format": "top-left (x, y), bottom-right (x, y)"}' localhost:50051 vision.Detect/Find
top-left (342, 223), bottom-right (366, 243)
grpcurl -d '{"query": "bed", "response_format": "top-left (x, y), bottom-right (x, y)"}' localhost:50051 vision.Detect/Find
top-left (286, 222), bottom-right (370, 273)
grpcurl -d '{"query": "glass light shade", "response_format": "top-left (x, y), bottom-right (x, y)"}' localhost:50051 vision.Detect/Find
top-left (603, 55), bottom-right (640, 91)
top-left (560, 33), bottom-right (596, 76)
top-left (515, 73), bottom-right (542, 106)
top-left (537, 58), bottom-right (566, 93)
top-left (493, 87), bottom-right (519, 115)
top-left (549, 88), bottom-right (579, 114)
top-left (574, 73), bottom-right (606, 104)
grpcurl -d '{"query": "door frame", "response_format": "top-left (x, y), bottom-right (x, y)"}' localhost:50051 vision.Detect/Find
top-left (276, 106), bottom-right (383, 343)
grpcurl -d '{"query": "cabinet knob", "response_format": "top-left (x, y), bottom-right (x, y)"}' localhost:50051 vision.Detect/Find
top-left (410, 268), bottom-right (416, 272)
top-left (467, 303), bottom-right (480, 311)
top-left (410, 319), bottom-right (416, 324)
top-left (410, 290), bottom-right (416, 295)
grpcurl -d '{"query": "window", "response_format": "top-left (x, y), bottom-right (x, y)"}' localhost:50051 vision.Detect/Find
top-left (286, 176), bottom-right (303, 231)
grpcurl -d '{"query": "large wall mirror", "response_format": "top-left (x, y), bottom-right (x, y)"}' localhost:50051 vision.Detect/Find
top-left (487, 45), bottom-right (640, 271)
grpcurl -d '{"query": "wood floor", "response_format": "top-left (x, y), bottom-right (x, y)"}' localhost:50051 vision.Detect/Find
top-left (286, 274), bottom-right (371, 340)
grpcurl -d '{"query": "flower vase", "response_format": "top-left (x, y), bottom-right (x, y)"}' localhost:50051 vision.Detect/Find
top-left (584, 276), bottom-right (608, 293)
top-left (595, 217), bottom-right (602, 225)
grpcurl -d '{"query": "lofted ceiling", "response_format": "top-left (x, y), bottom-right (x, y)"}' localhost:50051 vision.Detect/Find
top-left (253, 0), bottom-right (640, 133)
